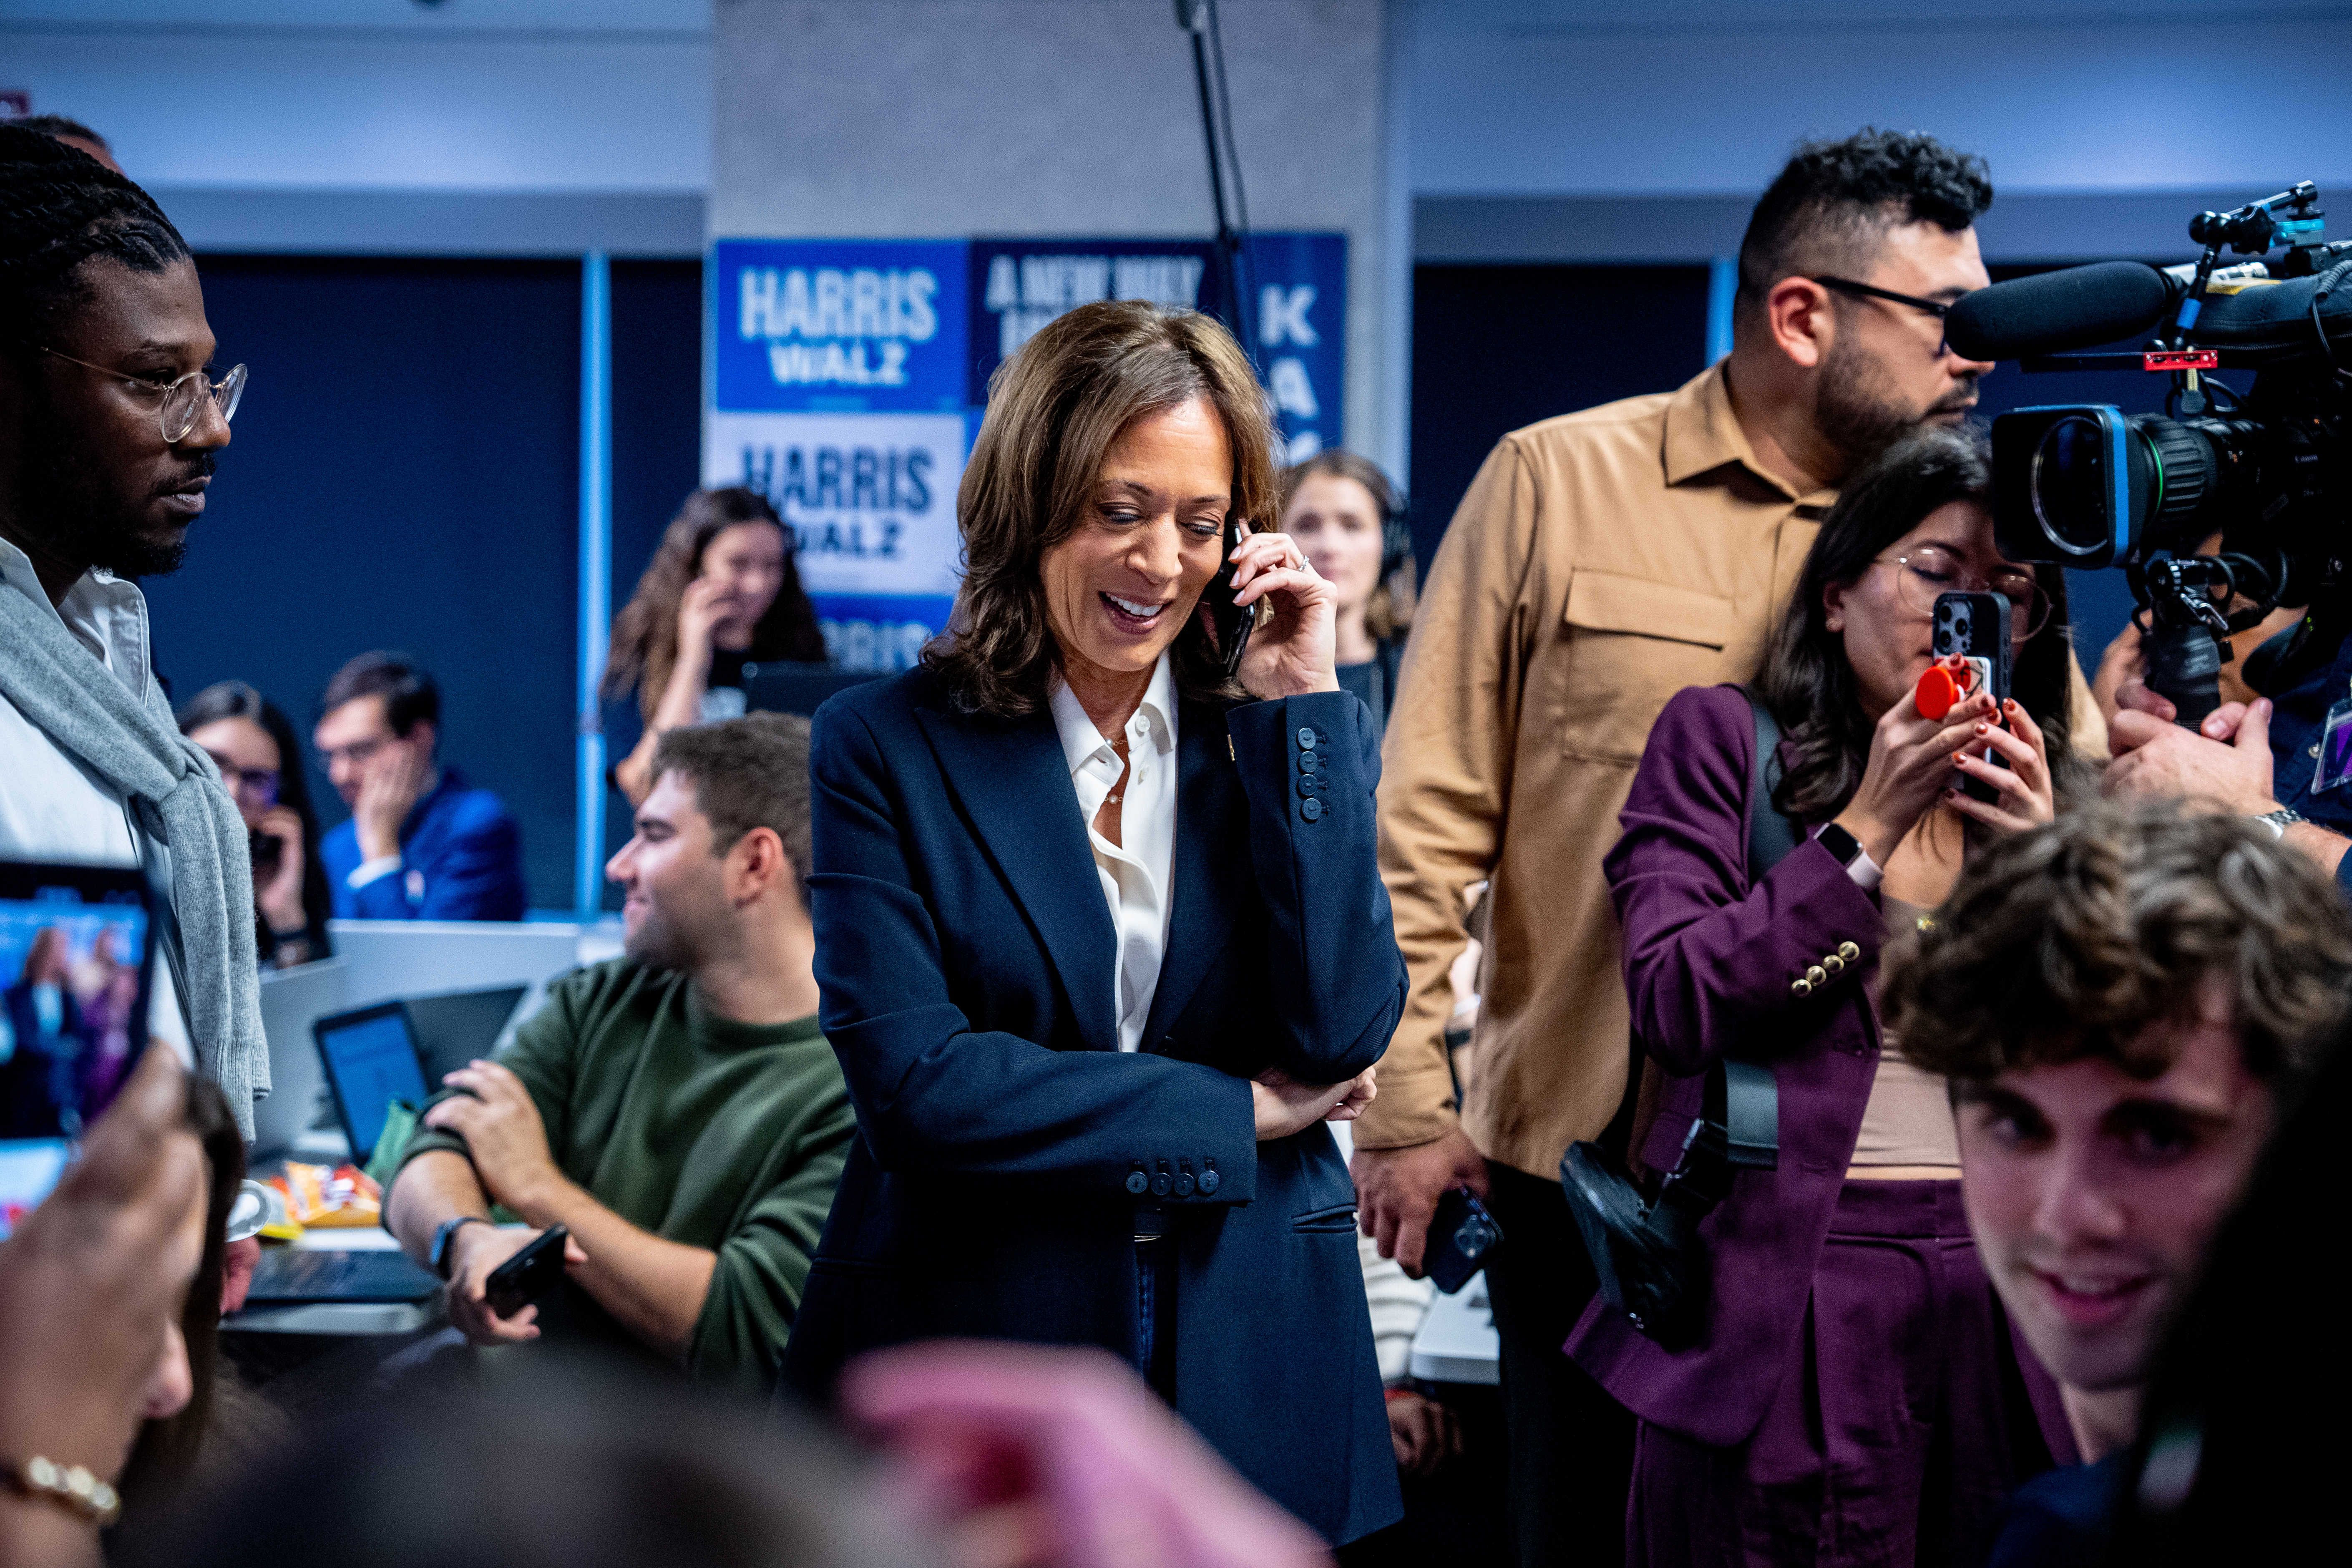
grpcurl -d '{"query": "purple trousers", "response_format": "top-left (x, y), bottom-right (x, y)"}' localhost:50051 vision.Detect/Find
top-left (1627, 1180), bottom-right (2070, 1568)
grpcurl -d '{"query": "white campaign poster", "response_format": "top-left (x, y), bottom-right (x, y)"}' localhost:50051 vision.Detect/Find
top-left (704, 410), bottom-right (965, 671)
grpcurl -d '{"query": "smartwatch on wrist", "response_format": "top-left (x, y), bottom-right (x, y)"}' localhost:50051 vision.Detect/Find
top-left (1816, 822), bottom-right (1866, 868)
top-left (431, 1215), bottom-right (491, 1279)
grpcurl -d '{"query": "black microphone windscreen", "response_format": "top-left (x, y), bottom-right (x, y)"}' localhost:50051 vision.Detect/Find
top-left (1944, 262), bottom-right (2179, 360)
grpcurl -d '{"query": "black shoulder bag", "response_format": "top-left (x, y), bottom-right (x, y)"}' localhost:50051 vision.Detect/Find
top-left (1560, 690), bottom-right (1790, 1350)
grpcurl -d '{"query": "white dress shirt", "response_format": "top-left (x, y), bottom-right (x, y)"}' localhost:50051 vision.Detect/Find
top-left (1049, 652), bottom-right (1179, 1055)
top-left (0, 538), bottom-right (196, 1065)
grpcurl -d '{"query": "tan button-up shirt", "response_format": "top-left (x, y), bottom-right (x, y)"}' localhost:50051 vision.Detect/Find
top-left (1360, 362), bottom-right (2102, 1178)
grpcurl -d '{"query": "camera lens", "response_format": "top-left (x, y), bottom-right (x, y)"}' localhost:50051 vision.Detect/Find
top-left (2030, 415), bottom-right (2116, 558)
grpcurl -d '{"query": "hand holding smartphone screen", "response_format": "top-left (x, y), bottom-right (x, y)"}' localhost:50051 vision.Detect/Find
top-left (484, 1223), bottom-right (571, 1319)
top-left (0, 862), bottom-right (154, 1240)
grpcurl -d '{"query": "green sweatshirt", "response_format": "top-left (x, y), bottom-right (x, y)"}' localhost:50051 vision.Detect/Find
top-left (398, 958), bottom-right (853, 1400)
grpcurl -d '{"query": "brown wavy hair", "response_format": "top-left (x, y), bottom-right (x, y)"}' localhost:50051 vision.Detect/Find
top-left (601, 488), bottom-right (827, 722)
top-left (923, 300), bottom-right (1280, 718)
top-left (1885, 800), bottom-right (2352, 1084)
top-left (1754, 423), bottom-right (2075, 822)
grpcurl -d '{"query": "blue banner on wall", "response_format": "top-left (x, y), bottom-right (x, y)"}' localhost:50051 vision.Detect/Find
top-left (713, 238), bottom-right (970, 415)
top-left (709, 233), bottom-right (1345, 669)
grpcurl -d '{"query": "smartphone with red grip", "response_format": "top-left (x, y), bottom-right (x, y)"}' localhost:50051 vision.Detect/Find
top-left (1931, 591), bottom-right (2013, 805)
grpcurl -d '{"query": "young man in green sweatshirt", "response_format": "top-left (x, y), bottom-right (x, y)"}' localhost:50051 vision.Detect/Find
top-left (385, 712), bottom-right (854, 1400)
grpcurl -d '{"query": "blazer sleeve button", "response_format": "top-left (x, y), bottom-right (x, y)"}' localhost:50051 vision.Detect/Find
top-left (1823, 954), bottom-right (1844, 975)
top-left (1301, 797), bottom-right (1323, 822)
top-left (1838, 941), bottom-right (1861, 961)
top-left (1199, 1168), bottom-right (1220, 1194)
top-left (1806, 965), bottom-right (1827, 987)
top-left (1152, 1171), bottom-right (1174, 1198)
top-left (1125, 1170), bottom-right (1149, 1195)
top-left (1792, 977), bottom-right (1813, 997)
top-left (1298, 726), bottom-right (1317, 749)
top-left (1174, 1170), bottom-right (1195, 1197)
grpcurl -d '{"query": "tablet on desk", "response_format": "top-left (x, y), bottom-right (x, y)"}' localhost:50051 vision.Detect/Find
top-left (310, 1002), bottom-right (431, 1164)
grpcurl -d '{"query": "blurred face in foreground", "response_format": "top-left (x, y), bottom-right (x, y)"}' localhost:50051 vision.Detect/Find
top-left (1956, 985), bottom-right (2275, 1395)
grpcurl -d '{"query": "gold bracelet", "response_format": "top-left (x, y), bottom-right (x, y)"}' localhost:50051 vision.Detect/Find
top-left (4, 1457), bottom-right (122, 1528)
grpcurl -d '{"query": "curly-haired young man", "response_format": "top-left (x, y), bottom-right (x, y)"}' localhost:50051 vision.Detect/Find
top-left (1886, 800), bottom-right (2352, 1563)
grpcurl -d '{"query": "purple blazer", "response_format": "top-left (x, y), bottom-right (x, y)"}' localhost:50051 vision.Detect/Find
top-left (1566, 685), bottom-right (2077, 1458)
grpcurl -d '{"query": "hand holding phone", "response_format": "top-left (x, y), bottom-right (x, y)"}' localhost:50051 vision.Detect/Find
top-left (1932, 592), bottom-right (2015, 805)
top-left (484, 1223), bottom-right (571, 1319)
top-left (1421, 1186), bottom-right (1502, 1295)
top-left (1205, 520), bottom-right (1258, 677)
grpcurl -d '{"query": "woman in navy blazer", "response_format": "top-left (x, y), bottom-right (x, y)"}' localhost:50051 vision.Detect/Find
top-left (780, 302), bottom-right (1407, 1545)
top-left (1570, 427), bottom-right (2084, 1565)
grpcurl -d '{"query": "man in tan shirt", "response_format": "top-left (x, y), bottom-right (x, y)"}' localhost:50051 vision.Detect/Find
top-left (1353, 130), bottom-right (2024, 1565)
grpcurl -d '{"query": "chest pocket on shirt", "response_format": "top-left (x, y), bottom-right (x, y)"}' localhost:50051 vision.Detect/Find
top-left (1557, 570), bottom-right (1733, 763)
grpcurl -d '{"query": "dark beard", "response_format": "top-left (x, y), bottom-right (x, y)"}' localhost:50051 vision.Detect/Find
top-left (15, 397), bottom-right (202, 579)
top-left (1814, 333), bottom-right (1980, 476)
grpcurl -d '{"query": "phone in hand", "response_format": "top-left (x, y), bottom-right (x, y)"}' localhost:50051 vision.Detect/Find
top-left (1932, 591), bottom-right (2015, 805)
top-left (1206, 519), bottom-right (1258, 677)
top-left (484, 1223), bottom-right (571, 1319)
top-left (1422, 1186), bottom-right (1503, 1295)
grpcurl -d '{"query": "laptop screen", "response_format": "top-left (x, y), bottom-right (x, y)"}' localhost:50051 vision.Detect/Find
top-left (315, 1009), bottom-right (430, 1160)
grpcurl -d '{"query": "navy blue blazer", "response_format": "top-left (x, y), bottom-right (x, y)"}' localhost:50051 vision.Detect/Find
top-left (780, 667), bottom-right (1407, 1546)
top-left (320, 765), bottom-right (527, 921)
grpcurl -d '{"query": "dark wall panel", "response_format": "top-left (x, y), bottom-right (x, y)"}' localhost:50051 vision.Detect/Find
top-left (1409, 264), bottom-right (1711, 574)
top-left (600, 258), bottom-right (707, 908)
top-left (147, 256), bottom-right (581, 912)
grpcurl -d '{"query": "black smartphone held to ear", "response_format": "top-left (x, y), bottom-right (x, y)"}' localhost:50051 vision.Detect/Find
top-left (1932, 591), bottom-right (2015, 805)
top-left (1422, 1186), bottom-right (1503, 1295)
top-left (484, 1223), bottom-right (570, 1319)
top-left (1206, 519), bottom-right (1257, 677)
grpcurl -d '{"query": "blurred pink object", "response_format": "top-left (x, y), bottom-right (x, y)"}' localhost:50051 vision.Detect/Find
top-left (843, 1340), bottom-right (1333, 1568)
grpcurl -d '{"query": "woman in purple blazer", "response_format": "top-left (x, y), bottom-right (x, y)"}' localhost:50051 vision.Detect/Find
top-left (1571, 426), bottom-right (2085, 1565)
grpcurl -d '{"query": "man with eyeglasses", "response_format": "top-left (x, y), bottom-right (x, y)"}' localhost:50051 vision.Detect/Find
top-left (315, 652), bottom-right (527, 923)
top-left (0, 125), bottom-right (268, 1138)
top-left (1354, 128), bottom-right (2111, 1565)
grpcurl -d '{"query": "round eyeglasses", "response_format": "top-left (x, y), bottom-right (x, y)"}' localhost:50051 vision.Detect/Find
top-left (1874, 545), bottom-right (2053, 641)
top-left (31, 345), bottom-right (247, 443)
top-left (201, 753), bottom-right (281, 807)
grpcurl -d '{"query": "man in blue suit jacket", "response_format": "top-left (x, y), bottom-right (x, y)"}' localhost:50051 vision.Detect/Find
top-left (314, 652), bottom-right (526, 921)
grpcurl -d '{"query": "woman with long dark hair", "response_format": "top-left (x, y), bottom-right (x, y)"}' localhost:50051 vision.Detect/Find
top-left (604, 488), bottom-right (825, 805)
top-left (780, 300), bottom-right (1406, 1546)
top-left (1277, 450), bottom-right (1414, 734)
top-left (177, 682), bottom-right (332, 969)
top-left (1569, 425), bottom-right (2085, 1564)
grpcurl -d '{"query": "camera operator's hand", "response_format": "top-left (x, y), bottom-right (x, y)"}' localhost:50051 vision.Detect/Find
top-left (1831, 671), bottom-right (1998, 865)
top-left (1946, 700), bottom-right (2057, 833)
top-left (2106, 695), bottom-right (2280, 813)
top-left (2093, 621), bottom-right (2143, 727)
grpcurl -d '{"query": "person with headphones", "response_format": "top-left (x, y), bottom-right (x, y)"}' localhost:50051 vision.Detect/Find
top-left (1278, 452), bottom-right (1414, 735)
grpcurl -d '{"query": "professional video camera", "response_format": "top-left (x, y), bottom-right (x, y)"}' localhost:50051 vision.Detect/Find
top-left (1945, 183), bottom-right (2352, 722)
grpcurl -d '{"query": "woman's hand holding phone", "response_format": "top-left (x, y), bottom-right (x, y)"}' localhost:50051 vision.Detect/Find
top-left (674, 575), bottom-right (740, 668)
top-left (1945, 699), bottom-right (2056, 833)
top-left (1222, 528), bottom-right (1341, 699)
top-left (1831, 672), bottom-right (2000, 866)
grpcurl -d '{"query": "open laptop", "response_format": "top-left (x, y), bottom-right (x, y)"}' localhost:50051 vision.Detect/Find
top-left (403, 984), bottom-right (529, 1082)
top-left (244, 1243), bottom-right (438, 1306)
top-left (252, 958), bottom-right (347, 1158)
top-left (741, 666), bottom-right (881, 717)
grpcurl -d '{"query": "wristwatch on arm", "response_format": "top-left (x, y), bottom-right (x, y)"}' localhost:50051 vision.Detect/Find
top-left (2252, 807), bottom-right (2304, 839)
top-left (430, 1214), bottom-right (491, 1279)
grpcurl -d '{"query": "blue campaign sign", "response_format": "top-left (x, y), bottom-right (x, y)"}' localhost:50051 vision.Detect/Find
top-left (963, 233), bottom-right (1345, 463)
top-left (713, 239), bottom-right (970, 414)
top-left (1246, 232), bottom-right (1346, 465)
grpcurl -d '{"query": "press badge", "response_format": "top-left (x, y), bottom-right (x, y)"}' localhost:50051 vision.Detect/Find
top-left (2315, 682), bottom-right (2352, 795)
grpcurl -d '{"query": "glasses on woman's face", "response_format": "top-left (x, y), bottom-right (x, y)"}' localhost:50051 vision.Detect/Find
top-left (202, 752), bottom-right (280, 808)
top-left (1874, 544), bottom-right (2053, 641)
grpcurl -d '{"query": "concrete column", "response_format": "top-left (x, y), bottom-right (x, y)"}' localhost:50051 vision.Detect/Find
top-left (712, 0), bottom-right (1406, 472)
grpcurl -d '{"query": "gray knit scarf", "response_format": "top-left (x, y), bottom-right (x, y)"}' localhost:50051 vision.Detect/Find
top-left (0, 574), bottom-right (267, 1138)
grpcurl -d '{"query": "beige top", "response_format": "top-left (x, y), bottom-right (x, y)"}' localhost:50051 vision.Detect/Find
top-left (1359, 362), bottom-right (2109, 1178)
top-left (1850, 893), bottom-right (1962, 1175)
